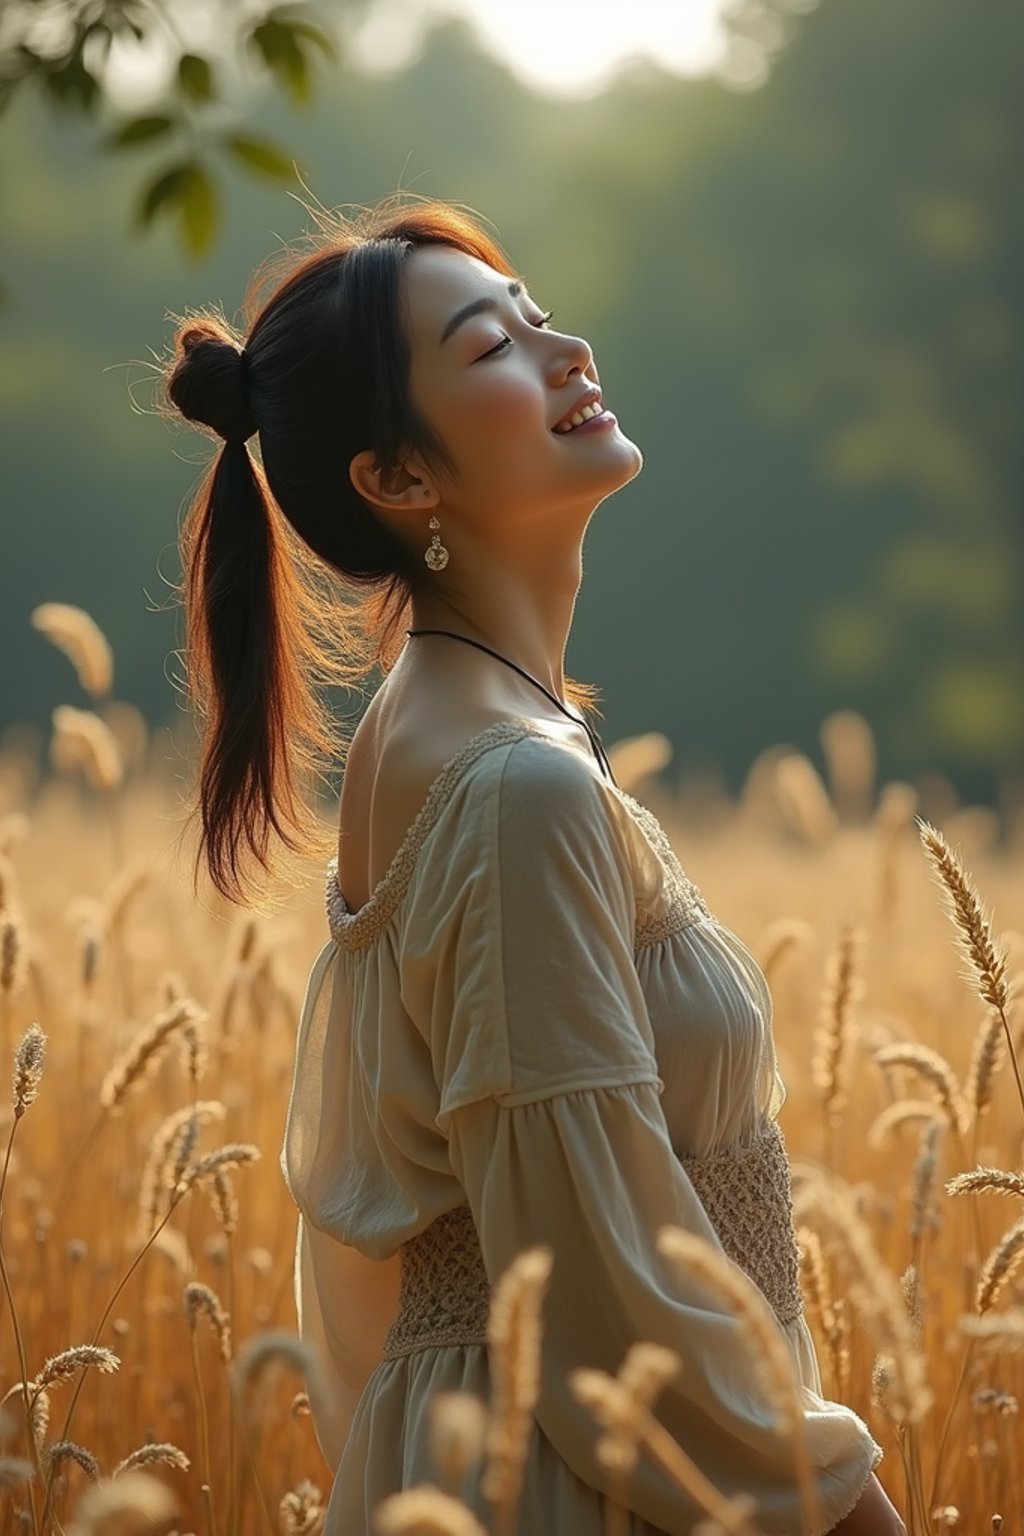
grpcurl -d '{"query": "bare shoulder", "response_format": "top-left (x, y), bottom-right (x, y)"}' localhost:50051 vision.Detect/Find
top-left (337, 700), bottom-right (512, 911)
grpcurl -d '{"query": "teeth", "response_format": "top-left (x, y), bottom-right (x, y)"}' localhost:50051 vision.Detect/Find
top-left (555, 400), bottom-right (604, 433)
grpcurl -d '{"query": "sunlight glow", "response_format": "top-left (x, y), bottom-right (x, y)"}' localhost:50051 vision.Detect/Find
top-left (349, 0), bottom-right (746, 97)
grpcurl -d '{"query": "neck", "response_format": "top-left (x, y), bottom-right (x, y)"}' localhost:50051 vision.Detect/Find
top-left (407, 591), bottom-right (576, 704)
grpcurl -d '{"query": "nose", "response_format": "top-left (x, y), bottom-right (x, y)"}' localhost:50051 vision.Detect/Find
top-left (547, 328), bottom-right (593, 384)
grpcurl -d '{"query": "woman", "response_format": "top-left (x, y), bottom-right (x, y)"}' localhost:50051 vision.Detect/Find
top-left (164, 196), bottom-right (905, 1534)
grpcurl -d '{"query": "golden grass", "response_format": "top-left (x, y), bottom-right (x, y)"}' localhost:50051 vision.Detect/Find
top-left (0, 680), bottom-right (1022, 1535)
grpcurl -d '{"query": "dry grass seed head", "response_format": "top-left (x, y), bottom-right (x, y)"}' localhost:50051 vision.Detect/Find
top-left (427, 1392), bottom-right (487, 1491)
top-left (12, 1022), bottom-right (45, 1117)
top-left (0, 850), bottom-right (23, 913)
top-left (279, 1476), bottom-right (326, 1535)
top-left (0, 1455), bottom-right (35, 1489)
top-left (975, 1213), bottom-right (1024, 1314)
top-left (51, 705), bottom-right (123, 792)
top-left (31, 602), bottom-right (113, 697)
top-left (757, 919), bottom-right (814, 987)
top-left (872, 1044), bottom-right (968, 1136)
top-left (482, 1245), bottom-right (553, 1509)
top-left (184, 1282), bottom-right (232, 1363)
top-left (773, 753), bottom-right (838, 844)
top-left (43, 1441), bottom-right (101, 1482)
top-left (566, 1367), bottom-right (641, 1474)
top-left (101, 860), bottom-right (152, 935)
top-left (100, 1000), bottom-right (207, 1114)
top-left (812, 925), bottom-right (864, 1121)
top-left (916, 818), bottom-right (1011, 1014)
top-left (946, 1167), bottom-right (1024, 1200)
top-left (910, 1117), bottom-right (945, 1242)
top-left (231, 1330), bottom-right (335, 1433)
top-left (966, 1007), bottom-right (1007, 1120)
top-left (959, 1309), bottom-right (1024, 1351)
top-left (867, 1100), bottom-right (944, 1150)
top-left (33, 1346), bottom-right (119, 1390)
top-left (66, 1468), bottom-right (178, 1535)
top-left (208, 1168), bottom-right (240, 1234)
top-left (112, 1443), bottom-right (190, 1478)
top-left (371, 1482), bottom-right (489, 1536)
top-left (692, 1494), bottom-right (759, 1536)
top-left (137, 1100), bottom-right (227, 1235)
top-left (793, 1176), bottom-right (932, 1423)
top-left (820, 709), bottom-right (877, 820)
top-left (657, 1224), bottom-right (799, 1430)
top-left (179, 1141), bottom-right (260, 1193)
top-left (0, 910), bottom-right (27, 999)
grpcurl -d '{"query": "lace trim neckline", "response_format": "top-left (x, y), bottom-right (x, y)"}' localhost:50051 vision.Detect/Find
top-left (324, 717), bottom-right (702, 951)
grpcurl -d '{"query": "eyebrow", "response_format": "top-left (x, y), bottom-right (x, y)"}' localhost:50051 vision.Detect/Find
top-left (439, 278), bottom-right (525, 346)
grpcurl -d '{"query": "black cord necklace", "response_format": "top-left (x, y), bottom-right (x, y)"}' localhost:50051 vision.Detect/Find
top-left (405, 627), bottom-right (618, 788)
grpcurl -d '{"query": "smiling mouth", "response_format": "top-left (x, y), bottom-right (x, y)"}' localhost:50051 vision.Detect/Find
top-left (553, 401), bottom-right (607, 434)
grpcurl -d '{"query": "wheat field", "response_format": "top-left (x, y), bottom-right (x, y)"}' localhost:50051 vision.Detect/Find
top-left (0, 609), bottom-right (1021, 1536)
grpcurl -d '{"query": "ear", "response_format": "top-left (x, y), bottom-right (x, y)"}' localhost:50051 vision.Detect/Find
top-left (349, 450), bottom-right (440, 513)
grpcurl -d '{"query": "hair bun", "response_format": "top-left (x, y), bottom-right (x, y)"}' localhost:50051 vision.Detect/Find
top-left (168, 323), bottom-right (258, 444)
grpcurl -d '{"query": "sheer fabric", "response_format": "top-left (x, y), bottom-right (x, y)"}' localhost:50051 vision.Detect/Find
top-left (281, 720), bottom-right (882, 1533)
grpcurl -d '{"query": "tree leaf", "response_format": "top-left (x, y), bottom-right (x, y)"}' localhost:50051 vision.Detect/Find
top-left (224, 132), bottom-right (298, 180)
top-left (178, 53), bottom-right (215, 103)
top-left (177, 162), bottom-right (218, 259)
top-left (102, 114), bottom-right (176, 150)
top-left (247, 19), bottom-right (311, 106)
top-left (273, 16), bottom-right (338, 62)
top-left (134, 163), bottom-right (191, 231)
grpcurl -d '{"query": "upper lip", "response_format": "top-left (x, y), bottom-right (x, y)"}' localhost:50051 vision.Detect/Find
top-left (551, 386), bottom-right (603, 433)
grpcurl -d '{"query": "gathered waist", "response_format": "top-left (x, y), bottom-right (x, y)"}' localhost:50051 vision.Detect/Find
top-left (380, 1115), bottom-right (803, 1363)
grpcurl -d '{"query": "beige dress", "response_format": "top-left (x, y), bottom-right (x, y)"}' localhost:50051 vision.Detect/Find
top-left (280, 719), bottom-right (883, 1534)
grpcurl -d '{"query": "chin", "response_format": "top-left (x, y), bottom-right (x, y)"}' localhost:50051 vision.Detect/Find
top-left (606, 433), bottom-right (644, 487)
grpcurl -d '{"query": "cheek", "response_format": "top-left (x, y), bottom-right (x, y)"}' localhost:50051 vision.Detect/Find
top-left (451, 364), bottom-right (546, 453)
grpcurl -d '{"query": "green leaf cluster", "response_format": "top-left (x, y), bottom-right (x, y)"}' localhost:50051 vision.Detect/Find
top-left (0, 2), bottom-right (335, 258)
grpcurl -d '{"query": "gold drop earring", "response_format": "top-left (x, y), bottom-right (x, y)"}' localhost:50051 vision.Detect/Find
top-left (424, 514), bottom-right (449, 571)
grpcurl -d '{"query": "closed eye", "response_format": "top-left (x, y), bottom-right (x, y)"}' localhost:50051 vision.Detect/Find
top-left (477, 309), bottom-right (555, 361)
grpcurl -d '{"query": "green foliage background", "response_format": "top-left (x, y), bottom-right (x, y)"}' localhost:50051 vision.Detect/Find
top-left (2, 0), bottom-right (1020, 808)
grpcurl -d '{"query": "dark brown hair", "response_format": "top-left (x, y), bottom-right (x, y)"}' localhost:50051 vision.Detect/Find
top-left (160, 195), bottom-right (602, 907)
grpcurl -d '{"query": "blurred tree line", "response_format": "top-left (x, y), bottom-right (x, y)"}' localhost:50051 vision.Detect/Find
top-left (1, 0), bottom-right (1019, 810)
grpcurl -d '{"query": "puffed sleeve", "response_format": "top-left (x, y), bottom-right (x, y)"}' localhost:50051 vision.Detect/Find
top-left (399, 738), bottom-right (883, 1535)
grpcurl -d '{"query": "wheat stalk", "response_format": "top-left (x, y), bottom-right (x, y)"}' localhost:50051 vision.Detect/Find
top-left (427, 1392), bottom-right (488, 1496)
top-left (42, 1441), bottom-right (100, 1483)
top-left (30, 603), bottom-right (113, 697)
top-left (185, 1281), bottom-right (232, 1364)
top-left (872, 1044), bottom-right (968, 1137)
top-left (65, 1469), bottom-right (178, 1535)
top-left (867, 1100), bottom-right (944, 1150)
top-left (0, 1455), bottom-right (35, 1490)
top-left (975, 1214), bottom-right (1024, 1313)
top-left (111, 1442), bottom-right (189, 1478)
top-left (794, 1175), bottom-right (933, 1425)
top-left (812, 925), bottom-right (863, 1165)
top-left (568, 1367), bottom-right (764, 1535)
top-left (916, 818), bottom-right (1023, 1122)
top-left (796, 1225), bottom-right (849, 1397)
top-left (279, 1476), bottom-right (326, 1535)
top-left (946, 1167), bottom-right (1024, 1200)
top-left (657, 1224), bottom-right (822, 1533)
top-left (50, 706), bottom-right (123, 793)
top-left (481, 1245), bottom-right (552, 1536)
top-left (372, 1483), bottom-right (490, 1535)
top-left (100, 999), bottom-right (207, 1113)
top-left (958, 1309), bottom-right (1024, 1351)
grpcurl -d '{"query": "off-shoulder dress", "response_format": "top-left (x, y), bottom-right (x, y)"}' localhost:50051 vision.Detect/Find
top-left (280, 718), bottom-right (883, 1534)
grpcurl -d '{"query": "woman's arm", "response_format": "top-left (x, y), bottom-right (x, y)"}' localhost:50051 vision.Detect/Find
top-left (830, 1471), bottom-right (906, 1535)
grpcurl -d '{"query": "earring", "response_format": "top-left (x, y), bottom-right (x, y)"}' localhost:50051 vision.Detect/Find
top-left (424, 514), bottom-right (449, 571)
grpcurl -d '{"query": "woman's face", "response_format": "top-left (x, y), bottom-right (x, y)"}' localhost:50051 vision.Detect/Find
top-left (399, 244), bottom-right (642, 528)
